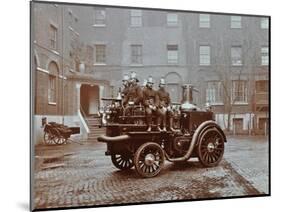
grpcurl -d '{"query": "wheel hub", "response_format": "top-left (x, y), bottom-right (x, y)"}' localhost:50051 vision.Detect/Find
top-left (144, 153), bottom-right (155, 166)
top-left (207, 142), bottom-right (215, 152)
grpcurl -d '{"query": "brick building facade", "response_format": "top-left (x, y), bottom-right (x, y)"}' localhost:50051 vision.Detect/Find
top-left (31, 3), bottom-right (269, 143)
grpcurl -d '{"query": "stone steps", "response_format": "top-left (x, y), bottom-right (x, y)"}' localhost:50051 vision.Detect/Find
top-left (85, 116), bottom-right (105, 141)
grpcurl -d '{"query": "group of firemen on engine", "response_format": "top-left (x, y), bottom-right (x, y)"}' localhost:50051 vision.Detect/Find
top-left (121, 71), bottom-right (179, 132)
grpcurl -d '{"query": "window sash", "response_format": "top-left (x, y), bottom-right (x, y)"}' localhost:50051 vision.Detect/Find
top-left (231, 47), bottom-right (242, 65)
top-left (232, 81), bottom-right (247, 102)
top-left (94, 8), bottom-right (106, 25)
top-left (231, 16), bottom-right (242, 28)
top-left (131, 45), bottom-right (142, 64)
top-left (261, 47), bottom-right (269, 65)
top-left (95, 45), bottom-right (106, 63)
top-left (199, 14), bottom-right (210, 28)
top-left (50, 25), bottom-right (57, 49)
top-left (200, 46), bottom-right (210, 65)
top-left (256, 80), bottom-right (268, 92)
top-left (261, 17), bottom-right (269, 29)
top-left (206, 81), bottom-right (223, 103)
top-left (48, 76), bottom-right (56, 103)
top-left (167, 13), bottom-right (178, 26)
top-left (167, 45), bottom-right (178, 64)
top-left (130, 10), bottom-right (142, 26)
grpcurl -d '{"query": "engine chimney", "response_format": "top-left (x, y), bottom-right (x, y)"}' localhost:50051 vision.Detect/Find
top-left (182, 84), bottom-right (194, 104)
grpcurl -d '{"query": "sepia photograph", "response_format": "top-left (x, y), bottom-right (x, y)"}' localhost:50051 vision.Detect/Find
top-left (30, 1), bottom-right (270, 211)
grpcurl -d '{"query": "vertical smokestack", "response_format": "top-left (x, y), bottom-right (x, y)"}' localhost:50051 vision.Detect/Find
top-left (182, 84), bottom-right (193, 104)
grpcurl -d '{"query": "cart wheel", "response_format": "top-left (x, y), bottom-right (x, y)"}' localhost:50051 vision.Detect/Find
top-left (134, 142), bottom-right (164, 178)
top-left (43, 131), bottom-right (55, 145)
top-left (111, 154), bottom-right (134, 170)
top-left (50, 128), bottom-right (62, 145)
top-left (54, 137), bottom-right (66, 145)
top-left (198, 127), bottom-right (225, 167)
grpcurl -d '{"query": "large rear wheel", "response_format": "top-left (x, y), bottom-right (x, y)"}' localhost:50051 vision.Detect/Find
top-left (134, 142), bottom-right (164, 178)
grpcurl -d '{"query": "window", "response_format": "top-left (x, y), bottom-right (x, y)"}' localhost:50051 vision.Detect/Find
top-left (167, 45), bottom-right (178, 64)
top-left (95, 45), bottom-right (106, 64)
top-left (50, 24), bottom-right (57, 50)
top-left (206, 81), bottom-right (223, 104)
top-left (232, 80), bottom-right (247, 103)
top-left (167, 13), bottom-right (178, 26)
top-left (199, 14), bottom-right (210, 28)
top-left (130, 10), bottom-right (142, 27)
top-left (131, 45), bottom-right (142, 64)
top-left (261, 46), bottom-right (269, 65)
top-left (258, 118), bottom-right (268, 130)
top-left (256, 80), bottom-right (268, 93)
top-left (48, 75), bottom-right (56, 103)
top-left (199, 45), bottom-right (210, 65)
top-left (231, 46), bottom-right (242, 66)
top-left (94, 8), bottom-right (106, 26)
top-left (231, 16), bottom-right (242, 28)
top-left (260, 17), bottom-right (269, 29)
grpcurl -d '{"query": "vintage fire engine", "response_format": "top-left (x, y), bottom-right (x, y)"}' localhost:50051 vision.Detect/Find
top-left (97, 84), bottom-right (226, 178)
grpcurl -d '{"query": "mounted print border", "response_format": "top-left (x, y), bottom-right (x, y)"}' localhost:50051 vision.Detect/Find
top-left (30, 0), bottom-right (270, 211)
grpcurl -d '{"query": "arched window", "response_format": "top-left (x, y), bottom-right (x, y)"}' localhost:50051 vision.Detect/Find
top-left (165, 72), bottom-right (182, 103)
top-left (48, 61), bottom-right (59, 104)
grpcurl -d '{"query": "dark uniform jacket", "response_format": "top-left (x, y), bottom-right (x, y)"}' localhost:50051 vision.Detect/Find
top-left (121, 86), bottom-right (130, 98)
top-left (123, 85), bottom-right (143, 105)
top-left (157, 88), bottom-right (171, 107)
top-left (142, 87), bottom-right (159, 107)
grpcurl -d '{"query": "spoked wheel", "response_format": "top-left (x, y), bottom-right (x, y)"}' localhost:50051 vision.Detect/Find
top-left (134, 142), bottom-right (165, 178)
top-left (54, 137), bottom-right (67, 145)
top-left (111, 154), bottom-right (134, 170)
top-left (50, 128), bottom-right (64, 145)
top-left (43, 131), bottom-right (55, 145)
top-left (198, 127), bottom-right (225, 167)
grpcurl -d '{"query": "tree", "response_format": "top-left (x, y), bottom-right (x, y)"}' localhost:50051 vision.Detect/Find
top-left (213, 37), bottom-right (256, 132)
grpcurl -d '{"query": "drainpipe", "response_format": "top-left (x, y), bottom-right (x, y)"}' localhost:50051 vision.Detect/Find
top-left (61, 6), bottom-right (65, 124)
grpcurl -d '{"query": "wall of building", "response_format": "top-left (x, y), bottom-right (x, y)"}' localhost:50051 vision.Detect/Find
top-left (32, 3), bottom-right (269, 138)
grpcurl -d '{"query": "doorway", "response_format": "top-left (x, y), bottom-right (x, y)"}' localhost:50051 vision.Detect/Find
top-left (258, 117), bottom-right (268, 136)
top-left (80, 84), bottom-right (100, 116)
top-left (233, 118), bottom-right (243, 135)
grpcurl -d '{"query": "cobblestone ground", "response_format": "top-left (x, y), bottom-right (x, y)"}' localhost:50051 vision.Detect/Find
top-left (33, 136), bottom-right (269, 210)
top-left (224, 136), bottom-right (269, 194)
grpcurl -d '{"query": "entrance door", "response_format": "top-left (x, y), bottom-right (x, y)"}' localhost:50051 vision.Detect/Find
top-left (233, 118), bottom-right (243, 135)
top-left (88, 86), bottom-right (99, 115)
top-left (258, 118), bottom-right (268, 135)
top-left (80, 84), bottom-right (100, 115)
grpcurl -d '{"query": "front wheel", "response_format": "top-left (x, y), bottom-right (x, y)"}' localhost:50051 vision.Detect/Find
top-left (111, 154), bottom-right (134, 170)
top-left (198, 127), bottom-right (225, 167)
top-left (134, 142), bottom-right (165, 178)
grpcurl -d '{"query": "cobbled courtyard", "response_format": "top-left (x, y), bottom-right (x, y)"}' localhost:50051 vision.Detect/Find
top-left (32, 135), bottom-right (269, 210)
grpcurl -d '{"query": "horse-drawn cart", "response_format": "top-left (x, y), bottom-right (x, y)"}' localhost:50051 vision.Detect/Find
top-left (43, 122), bottom-right (80, 145)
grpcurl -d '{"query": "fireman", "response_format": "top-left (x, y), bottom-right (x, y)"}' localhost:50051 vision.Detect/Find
top-left (143, 76), bottom-right (160, 131)
top-left (123, 71), bottom-right (143, 106)
top-left (157, 77), bottom-right (179, 132)
top-left (121, 74), bottom-right (130, 98)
